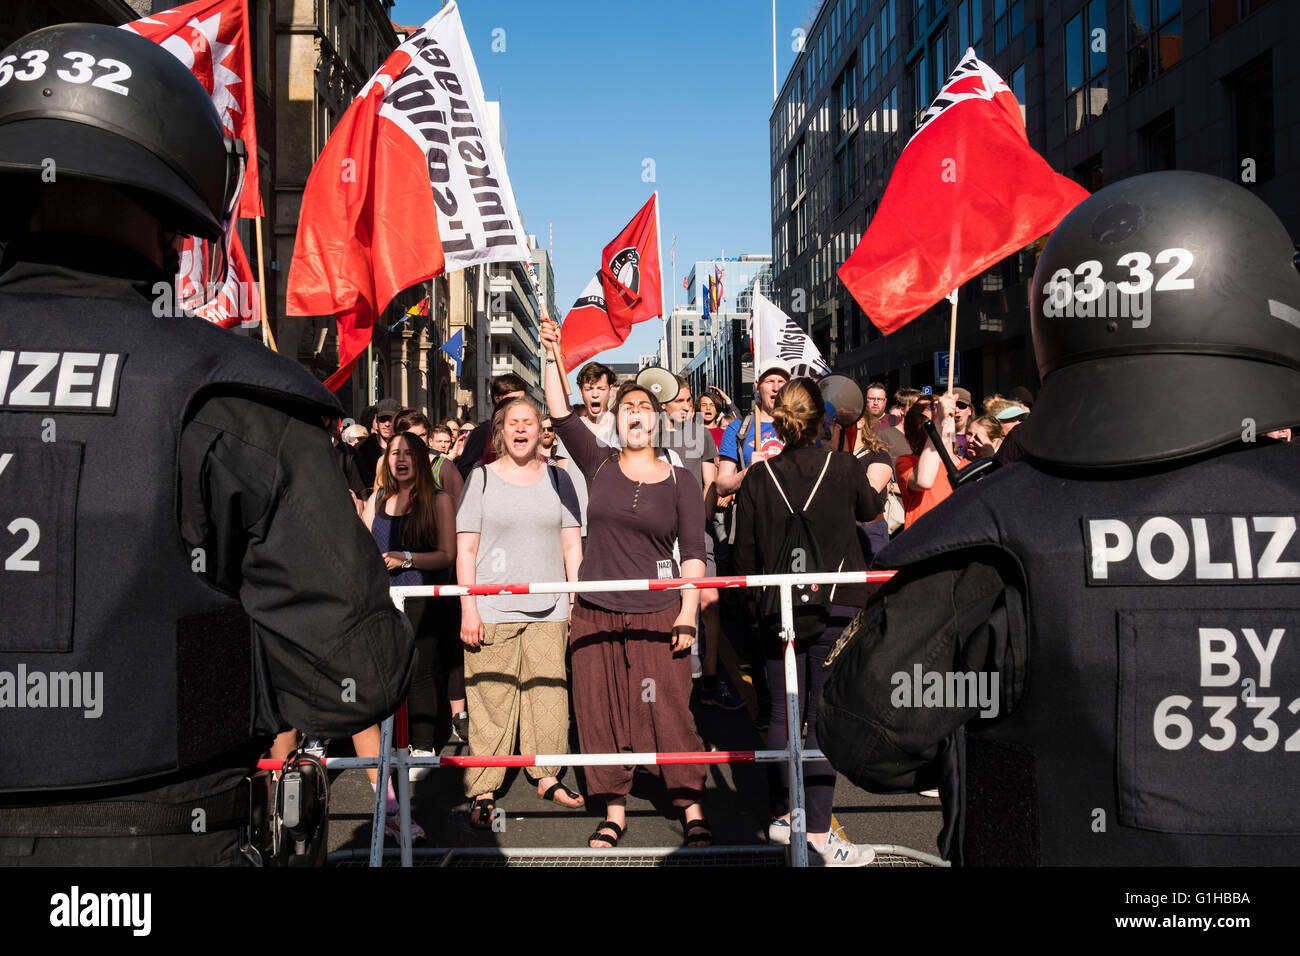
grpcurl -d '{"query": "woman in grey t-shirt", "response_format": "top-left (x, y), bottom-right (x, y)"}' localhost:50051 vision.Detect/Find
top-left (457, 397), bottom-right (585, 828)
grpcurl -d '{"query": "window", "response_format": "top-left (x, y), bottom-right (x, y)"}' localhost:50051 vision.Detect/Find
top-left (911, 61), bottom-right (929, 128)
top-left (796, 201), bottom-right (809, 254)
top-left (797, 136), bottom-right (808, 195)
top-left (955, 0), bottom-right (983, 58)
top-left (845, 0), bottom-right (858, 39)
top-left (930, 26), bottom-right (950, 97)
top-left (837, 61), bottom-right (858, 140)
top-left (1229, 52), bottom-right (1275, 185)
top-left (1072, 152), bottom-right (1104, 192)
top-left (1064, 0), bottom-right (1108, 133)
top-left (1210, 0), bottom-right (1273, 39)
top-left (863, 24), bottom-right (878, 96)
top-left (993, 0), bottom-right (1024, 53)
top-left (1128, 0), bottom-right (1183, 92)
top-left (1143, 111), bottom-right (1177, 171)
top-left (881, 0), bottom-right (897, 71)
top-left (1012, 63), bottom-right (1025, 110)
top-left (837, 132), bottom-right (859, 211)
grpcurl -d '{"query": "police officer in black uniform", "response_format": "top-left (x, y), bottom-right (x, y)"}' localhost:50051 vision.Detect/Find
top-left (819, 171), bottom-right (1300, 865)
top-left (0, 24), bottom-right (414, 865)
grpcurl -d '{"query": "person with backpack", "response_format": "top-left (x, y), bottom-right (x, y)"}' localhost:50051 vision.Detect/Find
top-left (732, 378), bottom-right (881, 865)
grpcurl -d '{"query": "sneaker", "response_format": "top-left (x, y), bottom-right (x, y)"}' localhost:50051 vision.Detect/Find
top-left (302, 738), bottom-right (328, 760)
top-left (699, 679), bottom-right (744, 711)
top-left (408, 747), bottom-right (436, 782)
top-left (384, 811), bottom-right (426, 846)
top-left (807, 832), bottom-right (875, 867)
top-left (919, 788), bottom-right (940, 798)
top-left (450, 712), bottom-right (469, 745)
top-left (767, 817), bottom-right (791, 846)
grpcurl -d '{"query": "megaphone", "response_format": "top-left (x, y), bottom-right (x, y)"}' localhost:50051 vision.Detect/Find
top-left (818, 375), bottom-right (864, 426)
top-left (635, 366), bottom-right (680, 404)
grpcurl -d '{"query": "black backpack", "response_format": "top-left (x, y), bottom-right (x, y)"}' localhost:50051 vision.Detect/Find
top-left (756, 453), bottom-right (842, 635)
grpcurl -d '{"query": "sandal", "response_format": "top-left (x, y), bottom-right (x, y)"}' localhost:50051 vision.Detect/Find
top-left (469, 795), bottom-right (495, 830)
top-left (587, 819), bottom-right (624, 848)
top-left (539, 781), bottom-right (585, 808)
top-left (682, 817), bottom-right (713, 847)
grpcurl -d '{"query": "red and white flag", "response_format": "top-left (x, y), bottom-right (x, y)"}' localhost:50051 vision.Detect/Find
top-left (182, 232), bottom-right (260, 329)
top-left (287, 1), bottom-right (527, 390)
top-left (124, 0), bottom-right (261, 216)
top-left (124, 0), bottom-right (262, 329)
top-left (838, 49), bottom-right (1089, 334)
top-left (561, 193), bottom-right (663, 368)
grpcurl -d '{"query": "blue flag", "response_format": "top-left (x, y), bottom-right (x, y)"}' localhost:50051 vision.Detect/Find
top-left (440, 328), bottom-right (464, 378)
top-left (701, 280), bottom-right (712, 321)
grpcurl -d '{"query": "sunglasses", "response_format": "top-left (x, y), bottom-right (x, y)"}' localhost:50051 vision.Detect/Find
top-left (377, 415), bottom-right (394, 423)
top-left (956, 401), bottom-right (970, 410)
top-left (542, 426), bottom-right (555, 432)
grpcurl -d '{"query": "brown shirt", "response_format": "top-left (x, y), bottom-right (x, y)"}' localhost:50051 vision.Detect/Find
top-left (553, 413), bottom-right (706, 613)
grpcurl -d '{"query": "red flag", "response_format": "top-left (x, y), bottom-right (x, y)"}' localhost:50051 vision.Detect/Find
top-left (561, 194), bottom-right (663, 367)
top-left (124, 0), bottom-right (261, 217)
top-left (285, 48), bottom-right (445, 390)
top-left (838, 50), bottom-right (1089, 334)
top-left (188, 232), bottom-right (260, 329)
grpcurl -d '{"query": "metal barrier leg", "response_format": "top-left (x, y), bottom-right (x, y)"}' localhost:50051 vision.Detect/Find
top-left (370, 714), bottom-right (395, 868)
top-left (395, 745), bottom-right (413, 868)
top-left (780, 583), bottom-right (808, 868)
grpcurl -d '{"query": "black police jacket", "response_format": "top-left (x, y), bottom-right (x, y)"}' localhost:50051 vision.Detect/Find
top-left (819, 440), bottom-right (1300, 865)
top-left (0, 237), bottom-right (414, 794)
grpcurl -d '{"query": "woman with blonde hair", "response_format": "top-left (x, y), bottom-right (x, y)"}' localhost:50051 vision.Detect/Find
top-left (457, 397), bottom-right (585, 827)
top-left (733, 378), bottom-right (880, 865)
top-left (853, 414), bottom-right (896, 560)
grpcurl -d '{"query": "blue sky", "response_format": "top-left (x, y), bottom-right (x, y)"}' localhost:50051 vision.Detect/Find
top-left (390, 0), bottom-right (817, 365)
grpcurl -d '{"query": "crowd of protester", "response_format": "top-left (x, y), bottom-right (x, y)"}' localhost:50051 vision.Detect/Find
top-left (311, 342), bottom-right (1293, 862)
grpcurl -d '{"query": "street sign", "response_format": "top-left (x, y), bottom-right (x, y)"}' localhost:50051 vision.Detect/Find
top-left (934, 350), bottom-right (961, 386)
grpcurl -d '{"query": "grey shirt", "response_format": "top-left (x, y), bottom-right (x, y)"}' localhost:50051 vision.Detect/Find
top-left (660, 418), bottom-right (718, 492)
top-left (457, 463), bottom-right (581, 622)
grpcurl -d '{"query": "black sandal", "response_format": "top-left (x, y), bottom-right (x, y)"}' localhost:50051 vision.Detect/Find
top-left (539, 781), bottom-right (585, 808)
top-left (469, 795), bottom-right (495, 830)
top-left (682, 818), bottom-right (713, 847)
top-left (587, 820), bottom-right (624, 848)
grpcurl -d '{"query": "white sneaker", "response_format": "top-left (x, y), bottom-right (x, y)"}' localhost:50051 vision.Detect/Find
top-left (767, 817), bottom-right (792, 845)
top-left (408, 747), bottom-right (436, 782)
top-left (807, 832), bottom-right (875, 867)
top-left (384, 811), bottom-right (426, 845)
top-left (919, 788), bottom-right (940, 798)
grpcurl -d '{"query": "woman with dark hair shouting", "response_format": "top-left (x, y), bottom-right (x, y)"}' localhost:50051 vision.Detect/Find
top-left (733, 377), bottom-right (881, 866)
top-left (356, 430), bottom-right (456, 844)
top-left (539, 317), bottom-right (712, 849)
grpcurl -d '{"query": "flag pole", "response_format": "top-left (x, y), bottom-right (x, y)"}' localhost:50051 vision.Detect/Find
top-left (546, 305), bottom-right (571, 402)
top-left (752, 282), bottom-right (761, 460)
top-left (946, 287), bottom-right (959, 455)
top-left (653, 191), bottom-right (667, 324)
top-left (654, 190), bottom-right (668, 373)
top-left (254, 216), bottom-right (277, 352)
top-left (771, 0), bottom-right (778, 102)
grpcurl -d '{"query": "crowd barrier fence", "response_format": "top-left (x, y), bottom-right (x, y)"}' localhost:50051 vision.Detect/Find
top-left (310, 570), bottom-right (900, 868)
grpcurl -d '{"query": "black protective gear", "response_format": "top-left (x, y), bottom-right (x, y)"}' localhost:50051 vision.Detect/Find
top-left (1023, 171), bottom-right (1300, 468)
top-left (0, 23), bottom-right (242, 241)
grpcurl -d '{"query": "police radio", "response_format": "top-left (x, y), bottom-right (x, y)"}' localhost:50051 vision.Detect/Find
top-left (273, 750), bottom-right (329, 867)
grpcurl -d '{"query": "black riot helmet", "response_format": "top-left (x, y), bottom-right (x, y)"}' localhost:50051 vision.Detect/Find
top-left (1021, 170), bottom-right (1300, 468)
top-left (0, 23), bottom-right (244, 242)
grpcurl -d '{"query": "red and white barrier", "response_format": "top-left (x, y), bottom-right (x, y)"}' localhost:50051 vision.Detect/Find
top-left (259, 749), bottom-right (826, 773)
top-left (332, 570), bottom-right (894, 868)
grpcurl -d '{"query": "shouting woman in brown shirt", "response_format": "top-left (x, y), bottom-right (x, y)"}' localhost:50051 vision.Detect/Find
top-left (540, 317), bottom-right (711, 849)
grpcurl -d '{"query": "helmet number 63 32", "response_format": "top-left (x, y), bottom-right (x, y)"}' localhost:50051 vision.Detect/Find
top-left (0, 49), bottom-right (132, 96)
